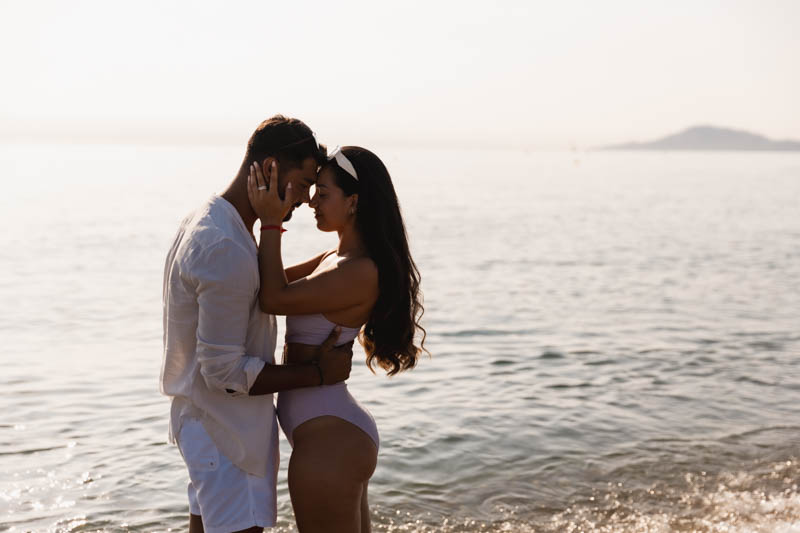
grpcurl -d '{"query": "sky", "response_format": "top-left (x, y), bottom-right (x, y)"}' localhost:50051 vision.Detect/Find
top-left (1, 0), bottom-right (799, 149)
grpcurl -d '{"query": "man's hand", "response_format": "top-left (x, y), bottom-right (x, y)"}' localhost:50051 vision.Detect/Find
top-left (247, 158), bottom-right (295, 226)
top-left (316, 327), bottom-right (353, 385)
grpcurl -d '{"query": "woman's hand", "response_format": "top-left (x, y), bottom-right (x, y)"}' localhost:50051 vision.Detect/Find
top-left (247, 159), bottom-right (297, 226)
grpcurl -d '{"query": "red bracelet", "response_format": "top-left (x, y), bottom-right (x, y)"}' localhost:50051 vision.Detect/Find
top-left (260, 225), bottom-right (287, 233)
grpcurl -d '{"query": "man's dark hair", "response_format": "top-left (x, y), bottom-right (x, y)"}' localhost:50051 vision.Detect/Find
top-left (245, 115), bottom-right (327, 170)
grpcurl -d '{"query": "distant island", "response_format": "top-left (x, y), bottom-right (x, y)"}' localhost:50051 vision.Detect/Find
top-left (604, 125), bottom-right (800, 151)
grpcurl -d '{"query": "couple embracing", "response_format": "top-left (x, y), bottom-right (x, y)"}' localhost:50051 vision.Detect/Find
top-left (160, 115), bottom-right (426, 533)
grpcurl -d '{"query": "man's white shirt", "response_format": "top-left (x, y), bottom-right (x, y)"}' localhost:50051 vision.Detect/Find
top-left (161, 195), bottom-right (278, 479)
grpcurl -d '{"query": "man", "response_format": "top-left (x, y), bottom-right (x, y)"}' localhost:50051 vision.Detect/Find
top-left (160, 115), bottom-right (352, 533)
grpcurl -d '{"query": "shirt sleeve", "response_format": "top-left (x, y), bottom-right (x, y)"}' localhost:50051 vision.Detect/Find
top-left (190, 238), bottom-right (266, 396)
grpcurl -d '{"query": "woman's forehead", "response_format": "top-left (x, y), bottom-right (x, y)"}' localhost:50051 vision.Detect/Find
top-left (316, 166), bottom-right (337, 185)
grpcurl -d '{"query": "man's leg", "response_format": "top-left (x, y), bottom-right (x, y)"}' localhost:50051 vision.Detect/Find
top-left (189, 514), bottom-right (204, 533)
top-left (179, 419), bottom-right (275, 532)
top-left (190, 515), bottom-right (262, 533)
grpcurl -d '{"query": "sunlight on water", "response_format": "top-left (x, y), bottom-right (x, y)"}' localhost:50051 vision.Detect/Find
top-left (547, 458), bottom-right (800, 533)
top-left (0, 143), bottom-right (799, 531)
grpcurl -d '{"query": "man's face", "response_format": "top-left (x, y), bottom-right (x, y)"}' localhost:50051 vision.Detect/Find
top-left (278, 157), bottom-right (318, 221)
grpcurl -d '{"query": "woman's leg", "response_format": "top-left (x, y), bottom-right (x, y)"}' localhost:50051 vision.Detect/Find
top-left (288, 416), bottom-right (378, 533)
top-left (360, 483), bottom-right (371, 533)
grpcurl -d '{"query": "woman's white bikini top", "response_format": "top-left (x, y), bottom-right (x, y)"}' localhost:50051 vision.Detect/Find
top-left (285, 313), bottom-right (361, 346)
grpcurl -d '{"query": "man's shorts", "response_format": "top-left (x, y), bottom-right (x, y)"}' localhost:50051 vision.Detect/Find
top-left (177, 418), bottom-right (276, 533)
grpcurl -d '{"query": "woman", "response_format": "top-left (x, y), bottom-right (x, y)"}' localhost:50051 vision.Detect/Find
top-left (246, 145), bottom-right (426, 533)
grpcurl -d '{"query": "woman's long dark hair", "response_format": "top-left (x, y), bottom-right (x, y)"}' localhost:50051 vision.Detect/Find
top-left (328, 146), bottom-right (427, 375)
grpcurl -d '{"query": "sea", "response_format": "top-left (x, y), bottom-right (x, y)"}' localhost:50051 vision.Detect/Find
top-left (0, 142), bottom-right (798, 532)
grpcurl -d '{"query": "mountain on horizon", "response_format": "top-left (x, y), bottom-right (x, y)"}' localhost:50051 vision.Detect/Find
top-left (604, 125), bottom-right (800, 151)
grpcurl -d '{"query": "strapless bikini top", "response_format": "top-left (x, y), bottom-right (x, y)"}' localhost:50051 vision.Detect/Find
top-left (285, 313), bottom-right (361, 346)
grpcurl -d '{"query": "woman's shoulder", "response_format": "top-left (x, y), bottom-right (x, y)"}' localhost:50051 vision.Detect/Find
top-left (321, 254), bottom-right (378, 287)
top-left (339, 254), bottom-right (377, 272)
top-left (319, 248), bottom-right (338, 262)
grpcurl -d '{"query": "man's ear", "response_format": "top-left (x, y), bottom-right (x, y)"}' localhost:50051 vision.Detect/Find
top-left (260, 156), bottom-right (277, 176)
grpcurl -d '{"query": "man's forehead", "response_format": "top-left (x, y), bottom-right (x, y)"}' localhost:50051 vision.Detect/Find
top-left (301, 157), bottom-right (318, 170)
top-left (301, 158), bottom-right (318, 178)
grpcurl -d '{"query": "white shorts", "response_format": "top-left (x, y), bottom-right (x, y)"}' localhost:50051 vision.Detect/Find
top-left (177, 418), bottom-right (276, 533)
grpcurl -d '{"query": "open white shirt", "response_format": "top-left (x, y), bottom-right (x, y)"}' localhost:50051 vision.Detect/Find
top-left (161, 195), bottom-right (278, 478)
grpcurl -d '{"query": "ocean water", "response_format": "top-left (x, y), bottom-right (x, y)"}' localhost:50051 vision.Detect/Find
top-left (0, 143), bottom-right (799, 532)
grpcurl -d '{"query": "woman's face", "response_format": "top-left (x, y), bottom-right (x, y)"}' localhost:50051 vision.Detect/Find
top-left (309, 166), bottom-right (356, 232)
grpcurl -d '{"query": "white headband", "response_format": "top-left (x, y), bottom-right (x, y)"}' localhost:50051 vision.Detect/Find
top-left (327, 146), bottom-right (358, 181)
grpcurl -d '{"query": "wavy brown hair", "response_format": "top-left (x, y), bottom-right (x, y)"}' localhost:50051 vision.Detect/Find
top-left (326, 146), bottom-right (427, 375)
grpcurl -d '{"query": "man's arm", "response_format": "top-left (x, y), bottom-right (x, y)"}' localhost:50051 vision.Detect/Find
top-left (246, 363), bottom-right (324, 395)
top-left (192, 240), bottom-right (268, 396)
top-left (248, 328), bottom-right (352, 395)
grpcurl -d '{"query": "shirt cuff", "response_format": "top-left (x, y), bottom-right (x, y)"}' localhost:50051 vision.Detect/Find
top-left (243, 357), bottom-right (267, 394)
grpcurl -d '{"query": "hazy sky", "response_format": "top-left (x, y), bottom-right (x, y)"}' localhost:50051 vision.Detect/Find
top-left (2, 0), bottom-right (798, 148)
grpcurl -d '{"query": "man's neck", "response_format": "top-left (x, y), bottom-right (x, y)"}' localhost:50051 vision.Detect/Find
top-left (221, 169), bottom-right (259, 233)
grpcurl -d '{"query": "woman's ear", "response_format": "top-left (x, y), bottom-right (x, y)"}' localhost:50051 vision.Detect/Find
top-left (349, 194), bottom-right (359, 215)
